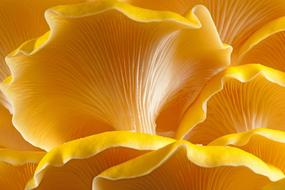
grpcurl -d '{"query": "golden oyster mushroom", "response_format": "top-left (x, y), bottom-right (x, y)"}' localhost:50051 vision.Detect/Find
top-left (110, 0), bottom-right (285, 133)
top-left (179, 64), bottom-right (285, 142)
top-left (24, 131), bottom-right (284, 190)
top-left (1, 0), bottom-right (231, 150)
top-left (178, 65), bottom-right (285, 189)
top-left (1, 0), bottom-right (285, 189)
top-left (0, 0), bottom-right (88, 150)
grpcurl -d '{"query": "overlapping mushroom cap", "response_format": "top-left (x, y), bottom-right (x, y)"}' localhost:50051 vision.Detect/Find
top-left (1, 0), bottom-right (231, 150)
top-left (1, 0), bottom-right (285, 189)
